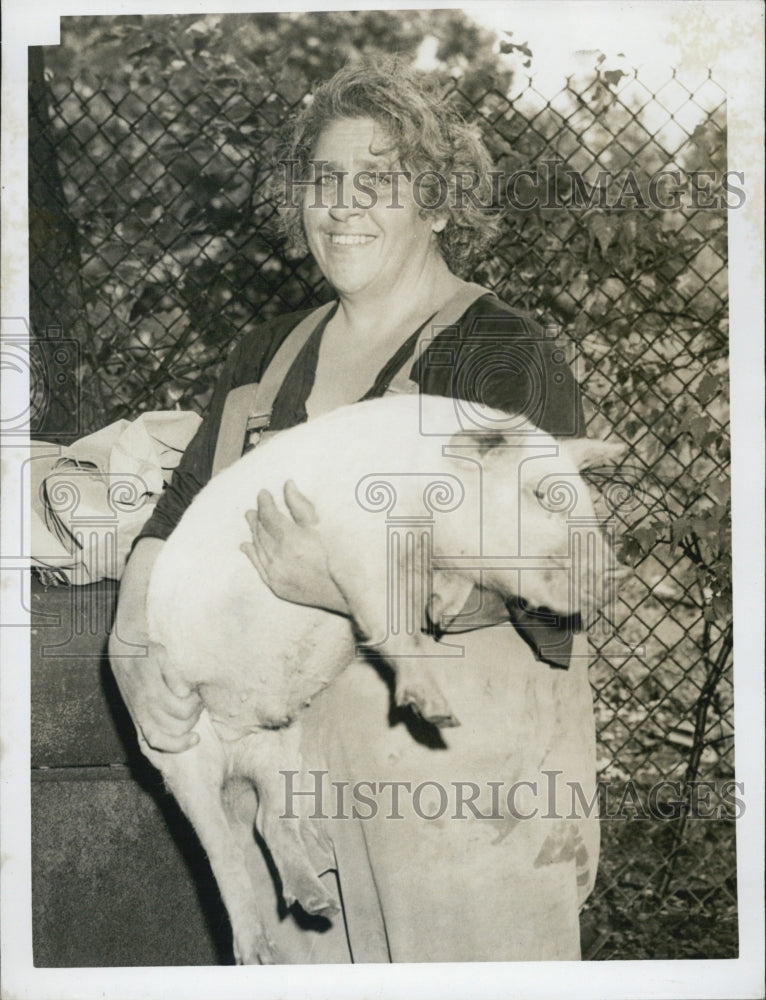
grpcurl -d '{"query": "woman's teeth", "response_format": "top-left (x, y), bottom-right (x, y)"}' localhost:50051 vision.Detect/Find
top-left (329, 234), bottom-right (375, 245)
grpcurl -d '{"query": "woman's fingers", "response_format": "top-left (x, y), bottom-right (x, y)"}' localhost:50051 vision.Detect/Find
top-left (284, 479), bottom-right (319, 526)
top-left (154, 732), bottom-right (199, 753)
top-left (241, 487), bottom-right (341, 610)
top-left (145, 684), bottom-right (202, 748)
top-left (112, 655), bottom-right (202, 753)
top-left (240, 540), bottom-right (269, 585)
top-left (249, 484), bottom-right (318, 539)
top-left (162, 672), bottom-right (192, 699)
top-left (162, 685), bottom-right (204, 721)
top-left (243, 507), bottom-right (278, 586)
top-left (242, 485), bottom-right (323, 603)
top-left (246, 486), bottom-right (318, 563)
top-left (255, 489), bottom-right (285, 539)
top-left (244, 502), bottom-right (278, 562)
top-left (141, 720), bottom-right (200, 754)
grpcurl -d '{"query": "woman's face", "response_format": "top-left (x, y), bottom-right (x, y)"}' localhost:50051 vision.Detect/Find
top-left (302, 117), bottom-right (446, 300)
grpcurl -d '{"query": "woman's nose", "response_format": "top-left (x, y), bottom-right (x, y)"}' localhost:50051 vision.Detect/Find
top-left (328, 173), bottom-right (363, 221)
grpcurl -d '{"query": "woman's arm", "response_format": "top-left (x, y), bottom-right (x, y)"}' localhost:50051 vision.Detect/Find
top-left (110, 350), bottom-right (243, 751)
top-left (110, 537), bottom-right (203, 752)
top-left (134, 342), bottom-right (247, 545)
top-left (113, 311), bottom-right (326, 750)
top-left (135, 309), bottom-right (314, 545)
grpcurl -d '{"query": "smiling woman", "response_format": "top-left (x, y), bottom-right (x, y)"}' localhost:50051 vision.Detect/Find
top-left (274, 61), bottom-right (501, 275)
top-left (303, 119), bottom-right (447, 303)
top-left (300, 116), bottom-right (460, 414)
top-left (111, 58), bottom-right (598, 964)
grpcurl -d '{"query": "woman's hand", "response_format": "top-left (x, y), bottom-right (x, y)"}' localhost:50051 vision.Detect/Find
top-left (240, 479), bottom-right (348, 614)
top-left (110, 636), bottom-right (203, 753)
top-left (110, 537), bottom-right (202, 753)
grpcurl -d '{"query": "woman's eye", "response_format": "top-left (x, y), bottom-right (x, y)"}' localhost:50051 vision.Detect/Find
top-left (308, 172), bottom-right (340, 192)
top-left (362, 172), bottom-right (391, 188)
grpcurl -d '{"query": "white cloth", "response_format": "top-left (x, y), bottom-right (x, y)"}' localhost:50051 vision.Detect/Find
top-left (31, 411), bottom-right (201, 584)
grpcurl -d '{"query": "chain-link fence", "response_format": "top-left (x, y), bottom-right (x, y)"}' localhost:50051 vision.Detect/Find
top-left (29, 41), bottom-right (734, 961)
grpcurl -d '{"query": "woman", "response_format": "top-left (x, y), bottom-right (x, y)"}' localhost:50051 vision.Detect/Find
top-left (111, 61), bottom-right (598, 963)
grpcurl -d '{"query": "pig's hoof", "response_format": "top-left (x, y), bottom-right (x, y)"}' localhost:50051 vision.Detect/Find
top-left (301, 894), bottom-right (340, 918)
top-left (398, 688), bottom-right (460, 728)
top-left (425, 711), bottom-right (461, 729)
top-left (284, 872), bottom-right (338, 917)
top-left (234, 932), bottom-right (276, 965)
top-left (296, 879), bottom-right (338, 916)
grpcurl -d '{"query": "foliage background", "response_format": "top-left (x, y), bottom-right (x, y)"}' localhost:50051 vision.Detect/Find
top-left (30, 10), bottom-right (735, 962)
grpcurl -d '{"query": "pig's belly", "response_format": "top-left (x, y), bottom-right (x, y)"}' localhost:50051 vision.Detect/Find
top-left (149, 530), bottom-right (355, 730)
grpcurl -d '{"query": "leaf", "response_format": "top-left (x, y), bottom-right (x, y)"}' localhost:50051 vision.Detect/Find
top-left (706, 477), bottom-right (730, 505)
top-left (692, 514), bottom-right (720, 538)
top-left (696, 372), bottom-right (720, 405)
top-left (630, 525), bottom-right (660, 551)
top-left (588, 213), bottom-right (619, 256)
top-left (712, 594), bottom-right (732, 618)
top-left (684, 415), bottom-right (712, 447)
top-left (670, 517), bottom-right (692, 544)
top-left (603, 68), bottom-right (627, 88)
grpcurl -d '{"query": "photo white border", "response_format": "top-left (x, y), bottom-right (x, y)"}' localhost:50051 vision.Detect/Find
top-left (2, 2), bottom-right (763, 998)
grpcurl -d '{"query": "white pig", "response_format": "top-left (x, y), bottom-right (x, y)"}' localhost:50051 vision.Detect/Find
top-left (140, 393), bottom-right (623, 963)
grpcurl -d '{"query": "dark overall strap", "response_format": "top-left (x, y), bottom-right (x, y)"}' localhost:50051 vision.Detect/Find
top-left (211, 301), bottom-right (335, 477)
top-left (381, 282), bottom-right (492, 395)
top-left (211, 283), bottom-right (491, 475)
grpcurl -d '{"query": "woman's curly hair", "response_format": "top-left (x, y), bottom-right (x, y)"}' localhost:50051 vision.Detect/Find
top-left (271, 59), bottom-right (502, 277)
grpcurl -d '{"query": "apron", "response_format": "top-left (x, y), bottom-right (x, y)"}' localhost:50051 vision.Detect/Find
top-left (209, 284), bottom-right (600, 962)
top-left (220, 627), bottom-right (599, 963)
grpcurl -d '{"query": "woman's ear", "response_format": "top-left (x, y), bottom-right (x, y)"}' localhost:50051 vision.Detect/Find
top-left (431, 214), bottom-right (448, 234)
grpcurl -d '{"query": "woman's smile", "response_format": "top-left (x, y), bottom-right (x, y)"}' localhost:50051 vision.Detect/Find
top-left (326, 232), bottom-right (377, 247)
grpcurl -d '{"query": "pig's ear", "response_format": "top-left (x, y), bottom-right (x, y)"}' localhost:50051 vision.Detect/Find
top-left (566, 437), bottom-right (628, 471)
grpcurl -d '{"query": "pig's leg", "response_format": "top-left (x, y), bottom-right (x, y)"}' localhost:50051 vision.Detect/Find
top-left (141, 711), bottom-right (276, 965)
top-left (387, 640), bottom-right (461, 728)
top-left (329, 549), bottom-right (461, 727)
top-left (230, 724), bottom-right (339, 918)
top-left (395, 570), bottom-right (482, 723)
